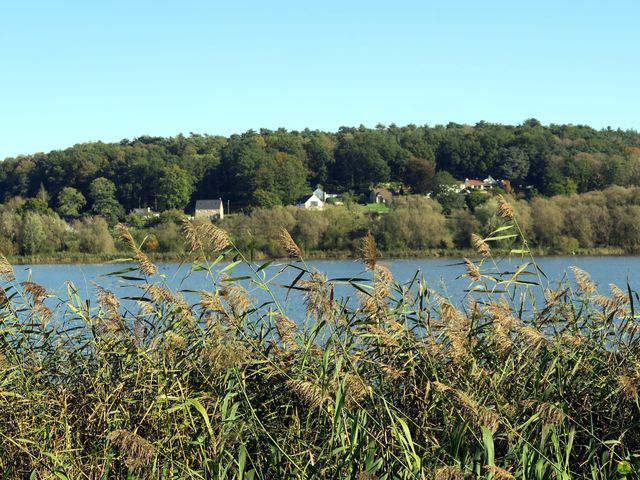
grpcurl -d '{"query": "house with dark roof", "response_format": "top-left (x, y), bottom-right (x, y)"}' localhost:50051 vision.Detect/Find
top-left (369, 187), bottom-right (394, 205)
top-left (195, 199), bottom-right (224, 220)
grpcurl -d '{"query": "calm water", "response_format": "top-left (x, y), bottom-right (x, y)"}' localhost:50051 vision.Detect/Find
top-left (9, 256), bottom-right (640, 322)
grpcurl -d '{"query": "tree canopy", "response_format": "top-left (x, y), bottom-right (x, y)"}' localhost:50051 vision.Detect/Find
top-left (0, 121), bottom-right (639, 219)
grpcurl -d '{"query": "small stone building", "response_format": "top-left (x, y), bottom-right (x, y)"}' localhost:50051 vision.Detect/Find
top-left (195, 199), bottom-right (224, 220)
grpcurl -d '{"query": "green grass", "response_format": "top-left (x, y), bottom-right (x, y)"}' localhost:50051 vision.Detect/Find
top-left (361, 202), bottom-right (391, 213)
top-left (0, 211), bottom-right (638, 478)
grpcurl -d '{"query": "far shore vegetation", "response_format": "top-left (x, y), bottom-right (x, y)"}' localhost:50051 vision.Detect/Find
top-left (2, 184), bottom-right (640, 263)
top-left (3, 121), bottom-right (640, 263)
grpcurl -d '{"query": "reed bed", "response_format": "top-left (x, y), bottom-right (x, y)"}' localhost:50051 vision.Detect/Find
top-left (0, 205), bottom-right (638, 479)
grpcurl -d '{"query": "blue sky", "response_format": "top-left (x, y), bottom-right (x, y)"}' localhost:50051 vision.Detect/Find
top-left (0, 0), bottom-right (638, 159)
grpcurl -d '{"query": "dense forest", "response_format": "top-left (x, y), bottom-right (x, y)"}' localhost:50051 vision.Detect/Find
top-left (2, 120), bottom-right (640, 217)
top-left (2, 120), bottom-right (640, 259)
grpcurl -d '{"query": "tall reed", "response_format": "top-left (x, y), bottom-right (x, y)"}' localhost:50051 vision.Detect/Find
top-left (0, 214), bottom-right (638, 479)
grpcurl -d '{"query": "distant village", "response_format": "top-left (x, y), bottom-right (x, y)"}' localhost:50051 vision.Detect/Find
top-left (154, 175), bottom-right (515, 221)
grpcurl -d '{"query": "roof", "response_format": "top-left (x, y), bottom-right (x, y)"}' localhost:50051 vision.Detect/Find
top-left (195, 199), bottom-right (222, 210)
top-left (466, 179), bottom-right (484, 186)
top-left (371, 187), bottom-right (393, 200)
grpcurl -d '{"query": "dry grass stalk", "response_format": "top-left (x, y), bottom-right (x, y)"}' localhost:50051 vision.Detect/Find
top-left (361, 232), bottom-right (377, 270)
top-left (497, 194), bottom-right (515, 220)
top-left (477, 406), bottom-right (500, 434)
top-left (536, 402), bottom-right (566, 426)
top-left (360, 292), bottom-right (385, 317)
top-left (21, 281), bottom-right (47, 304)
top-left (199, 290), bottom-right (226, 313)
top-left (202, 340), bottom-right (249, 373)
top-left (356, 473), bottom-right (378, 480)
top-left (0, 253), bottom-right (15, 282)
top-left (220, 284), bottom-right (252, 316)
top-left (279, 228), bottom-right (302, 259)
top-left (116, 224), bottom-right (157, 276)
top-left (145, 284), bottom-right (175, 304)
top-left (571, 266), bottom-right (596, 296)
top-left (561, 331), bottom-right (586, 348)
top-left (116, 223), bottom-right (137, 250)
top-left (182, 219), bottom-right (231, 253)
top-left (484, 465), bottom-right (514, 480)
top-left (200, 222), bottom-right (232, 252)
top-left (107, 429), bottom-right (155, 469)
top-left (380, 364), bottom-right (404, 380)
top-left (34, 304), bottom-right (53, 324)
top-left (135, 251), bottom-right (158, 277)
top-left (619, 374), bottom-right (638, 401)
top-left (96, 286), bottom-right (121, 322)
top-left (487, 300), bottom-right (517, 354)
top-left (344, 374), bottom-right (369, 406)
top-left (471, 233), bottom-right (491, 257)
top-left (544, 287), bottom-right (566, 306)
top-left (435, 465), bottom-right (465, 480)
top-left (610, 283), bottom-right (630, 304)
top-left (164, 331), bottom-right (187, 349)
top-left (366, 324), bottom-right (399, 349)
top-left (463, 257), bottom-right (481, 281)
top-left (287, 379), bottom-right (332, 410)
top-left (373, 264), bottom-right (393, 301)
top-left (593, 294), bottom-right (622, 313)
top-left (441, 303), bottom-right (473, 362)
top-left (518, 325), bottom-right (546, 348)
top-left (275, 314), bottom-right (297, 349)
top-left (182, 218), bottom-right (203, 252)
top-left (301, 270), bottom-right (331, 318)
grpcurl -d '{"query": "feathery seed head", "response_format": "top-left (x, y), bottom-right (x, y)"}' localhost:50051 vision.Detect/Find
top-left (108, 429), bottom-right (155, 469)
top-left (471, 234), bottom-right (491, 257)
top-left (571, 266), bottom-right (596, 296)
top-left (279, 228), bottom-right (302, 259)
top-left (0, 253), bottom-right (15, 282)
top-left (497, 194), bottom-right (515, 220)
top-left (463, 257), bottom-right (481, 281)
top-left (361, 232), bottom-right (377, 270)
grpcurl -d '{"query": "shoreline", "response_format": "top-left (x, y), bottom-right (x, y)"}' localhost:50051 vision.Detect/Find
top-left (4, 246), bottom-right (634, 265)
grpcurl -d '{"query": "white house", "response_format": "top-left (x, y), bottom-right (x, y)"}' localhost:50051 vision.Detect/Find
top-left (463, 176), bottom-right (499, 191)
top-left (297, 193), bottom-right (325, 210)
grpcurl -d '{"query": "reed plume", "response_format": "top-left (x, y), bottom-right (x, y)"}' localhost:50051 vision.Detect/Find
top-left (571, 266), bottom-right (596, 296)
top-left (182, 219), bottom-right (231, 253)
top-left (361, 232), bottom-right (377, 270)
top-left (107, 429), bottom-right (155, 469)
top-left (199, 290), bottom-right (226, 313)
top-left (287, 379), bottom-right (331, 410)
top-left (435, 466), bottom-right (465, 480)
top-left (21, 281), bottom-right (47, 304)
top-left (275, 314), bottom-right (297, 349)
top-left (0, 253), bottom-right (14, 282)
top-left (497, 194), bottom-right (515, 220)
top-left (301, 270), bottom-right (331, 318)
top-left (279, 227), bottom-right (302, 259)
top-left (484, 465), bottom-right (514, 480)
top-left (116, 223), bottom-right (157, 276)
top-left (471, 233), bottom-right (491, 257)
top-left (463, 257), bottom-right (481, 281)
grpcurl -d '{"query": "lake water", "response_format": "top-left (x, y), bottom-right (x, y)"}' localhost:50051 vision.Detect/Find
top-left (8, 256), bottom-right (640, 323)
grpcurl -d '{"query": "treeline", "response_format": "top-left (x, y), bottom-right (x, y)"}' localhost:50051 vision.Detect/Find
top-left (3, 186), bottom-right (639, 259)
top-left (2, 120), bottom-right (640, 218)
